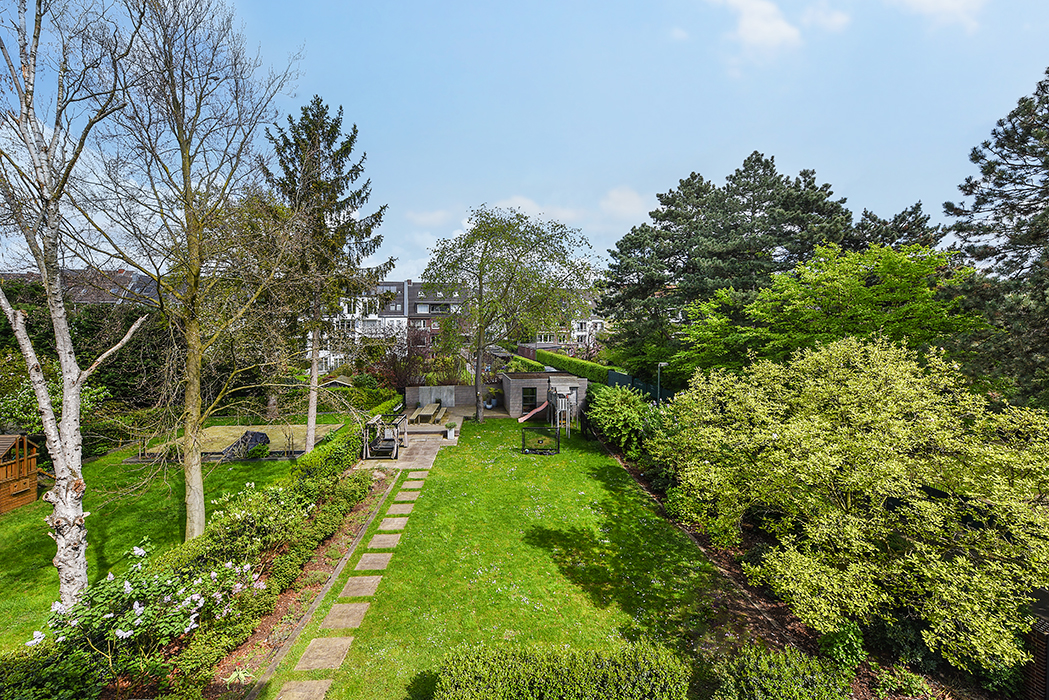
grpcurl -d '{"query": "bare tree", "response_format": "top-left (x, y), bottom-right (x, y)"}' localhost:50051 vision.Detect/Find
top-left (78, 0), bottom-right (297, 540)
top-left (0, 0), bottom-right (145, 605)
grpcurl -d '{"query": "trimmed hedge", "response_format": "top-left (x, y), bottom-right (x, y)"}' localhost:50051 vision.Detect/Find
top-left (506, 355), bottom-right (546, 373)
top-left (369, 395), bottom-right (404, 416)
top-left (535, 349), bottom-right (610, 385)
top-left (713, 645), bottom-right (850, 700)
top-left (433, 644), bottom-right (690, 700)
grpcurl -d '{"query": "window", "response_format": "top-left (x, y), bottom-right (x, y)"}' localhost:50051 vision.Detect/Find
top-left (417, 303), bottom-right (428, 314)
top-left (522, 387), bottom-right (538, 412)
top-left (577, 322), bottom-right (587, 331)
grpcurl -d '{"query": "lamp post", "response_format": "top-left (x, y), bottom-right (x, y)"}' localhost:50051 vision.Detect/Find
top-left (657, 362), bottom-right (668, 405)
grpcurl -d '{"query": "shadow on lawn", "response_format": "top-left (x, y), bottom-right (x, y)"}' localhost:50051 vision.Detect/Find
top-left (522, 459), bottom-right (718, 653)
top-left (404, 669), bottom-right (438, 700)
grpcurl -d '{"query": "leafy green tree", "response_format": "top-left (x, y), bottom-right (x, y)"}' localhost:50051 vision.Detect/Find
top-left (423, 205), bottom-right (592, 421)
top-left (673, 244), bottom-right (984, 376)
top-left (263, 95), bottom-right (392, 450)
top-left (654, 338), bottom-right (1049, 674)
top-left (597, 152), bottom-right (922, 382)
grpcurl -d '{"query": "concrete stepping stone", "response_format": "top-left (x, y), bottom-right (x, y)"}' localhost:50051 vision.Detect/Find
top-left (387, 502), bottom-right (414, 515)
top-left (379, 516), bottom-right (408, 530)
top-left (401, 480), bottom-right (425, 489)
top-left (294, 637), bottom-right (354, 670)
top-left (368, 533), bottom-right (400, 548)
top-left (341, 575), bottom-right (382, 597)
top-left (321, 603), bottom-right (370, 629)
top-left (407, 471), bottom-right (429, 478)
top-left (394, 491), bottom-right (420, 501)
top-left (277, 679), bottom-right (332, 699)
top-left (356, 553), bottom-right (393, 570)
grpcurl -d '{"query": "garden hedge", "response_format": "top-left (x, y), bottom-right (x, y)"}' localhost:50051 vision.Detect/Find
top-left (712, 645), bottom-right (850, 700)
top-left (535, 349), bottom-right (610, 385)
top-left (433, 643), bottom-right (690, 700)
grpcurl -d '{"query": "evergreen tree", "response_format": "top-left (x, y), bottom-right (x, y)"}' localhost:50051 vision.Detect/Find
top-left (263, 96), bottom-right (393, 449)
top-left (598, 152), bottom-right (854, 380)
top-left (944, 65), bottom-right (1049, 407)
top-left (946, 65), bottom-right (1049, 277)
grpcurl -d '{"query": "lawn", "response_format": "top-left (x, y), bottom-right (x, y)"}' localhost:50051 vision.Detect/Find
top-left (257, 419), bottom-right (719, 700)
top-left (153, 422), bottom-right (340, 453)
top-left (0, 446), bottom-right (293, 651)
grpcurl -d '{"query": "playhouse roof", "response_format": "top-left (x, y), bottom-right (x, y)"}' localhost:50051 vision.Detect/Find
top-left (0, 435), bottom-right (37, 456)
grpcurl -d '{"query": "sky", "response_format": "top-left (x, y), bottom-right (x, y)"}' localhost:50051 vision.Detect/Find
top-left (234, 0), bottom-right (1049, 280)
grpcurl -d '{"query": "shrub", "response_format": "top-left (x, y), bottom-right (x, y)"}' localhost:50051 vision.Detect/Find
top-left (0, 643), bottom-right (107, 700)
top-left (713, 645), bottom-right (850, 700)
top-left (535, 348), bottom-right (610, 385)
top-left (370, 395), bottom-right (404, 416)
top-left (505, 355), bottom-right (545, 373)
top-left (246, 443), bottom-right (269, 459)
top-left (819, 621), bottom-right (866, 670)
top-left (433, 643), bottom-right (689, 700)
top-left (875, 664), bottom-right (933, 700)
top-left (585, 384), bottom-right (656, 458)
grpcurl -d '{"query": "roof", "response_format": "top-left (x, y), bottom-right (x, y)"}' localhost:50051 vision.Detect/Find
top-left (0, 269), bottom-right (158, 305)
top-left (0, 435), bottom-right (37, 455)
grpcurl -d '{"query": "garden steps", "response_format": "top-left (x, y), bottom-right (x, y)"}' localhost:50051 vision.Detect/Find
top-left (272, 438), bottom-right (439, 700)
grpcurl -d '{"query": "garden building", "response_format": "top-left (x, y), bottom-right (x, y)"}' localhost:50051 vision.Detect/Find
top-left (499, 372), bottom-right (588, 421)
top-left (0, 435), bottom-right (38, 514)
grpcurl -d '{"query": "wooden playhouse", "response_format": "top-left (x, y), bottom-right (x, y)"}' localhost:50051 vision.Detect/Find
top-left (1, 435), bottom-right (39, 514)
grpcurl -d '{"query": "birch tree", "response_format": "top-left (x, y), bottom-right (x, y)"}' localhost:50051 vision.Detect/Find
top-left (79, 0), bottom-right (296, 540)
top-left (0, 0), bottom-right (144, 606)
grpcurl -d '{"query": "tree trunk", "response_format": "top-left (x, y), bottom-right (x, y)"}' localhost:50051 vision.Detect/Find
top-left (183, 314), bottom-right (206, 541)
top-left (474, 330), bottom-right (485, 423)
top-left (306, 321), bottom-right (320, 452)
top-left (1, 250), bottom-right (90, 606)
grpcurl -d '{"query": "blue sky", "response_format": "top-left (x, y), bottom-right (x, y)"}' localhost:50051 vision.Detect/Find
top-left (237, 0), bottom-right (1049, 279)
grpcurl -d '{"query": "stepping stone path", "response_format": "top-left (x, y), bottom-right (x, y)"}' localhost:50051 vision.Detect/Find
top-left (275, 435), bottom-right (442, 700)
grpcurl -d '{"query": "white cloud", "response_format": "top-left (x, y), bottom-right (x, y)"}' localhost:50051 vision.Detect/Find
top-left (670, 27), bottom-right (690, 41)
top-left (599, 186), bottom-right (651, 221)
top-left (886, 0), bottom-right (986, 29)
top-left (405, 209), bottom-right (452, 227)
top-left (492, 195), bottom-right (583, 222)
top-left (802, 2), bottom-right (850, 32)
top-left (708, 0), bottom-right (802, 52)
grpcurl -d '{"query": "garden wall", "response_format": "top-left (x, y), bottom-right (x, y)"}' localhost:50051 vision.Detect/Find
top-left (405, 385), bottom-right (497, 409)
top-left (1024, 620), bottom-right (1049, 700)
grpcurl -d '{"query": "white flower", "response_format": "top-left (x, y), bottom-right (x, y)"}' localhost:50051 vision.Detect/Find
top-left (115, 629), bottom-right (132, 639)
top-left (50, 601), bottom-right (66, 614)
top-left (133, 601), bottom-right (144, 616)
top-left (25, 631), bottom-right (45, 647)
top-left (106, 572), bottom-right (114, 581)
top-left (123, 580), bottom-right (133, 595)
top-left (132, 546), bottom-right (147, 557)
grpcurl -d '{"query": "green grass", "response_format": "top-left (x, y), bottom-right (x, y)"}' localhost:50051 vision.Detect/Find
top-left (0, 447), bottom-right (292, 652)
top-left (258, 419), bottom-right (718, 700)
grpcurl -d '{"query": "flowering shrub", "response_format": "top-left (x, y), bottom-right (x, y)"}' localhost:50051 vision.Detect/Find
top-left (27, 541), bottom-right (265, 688)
